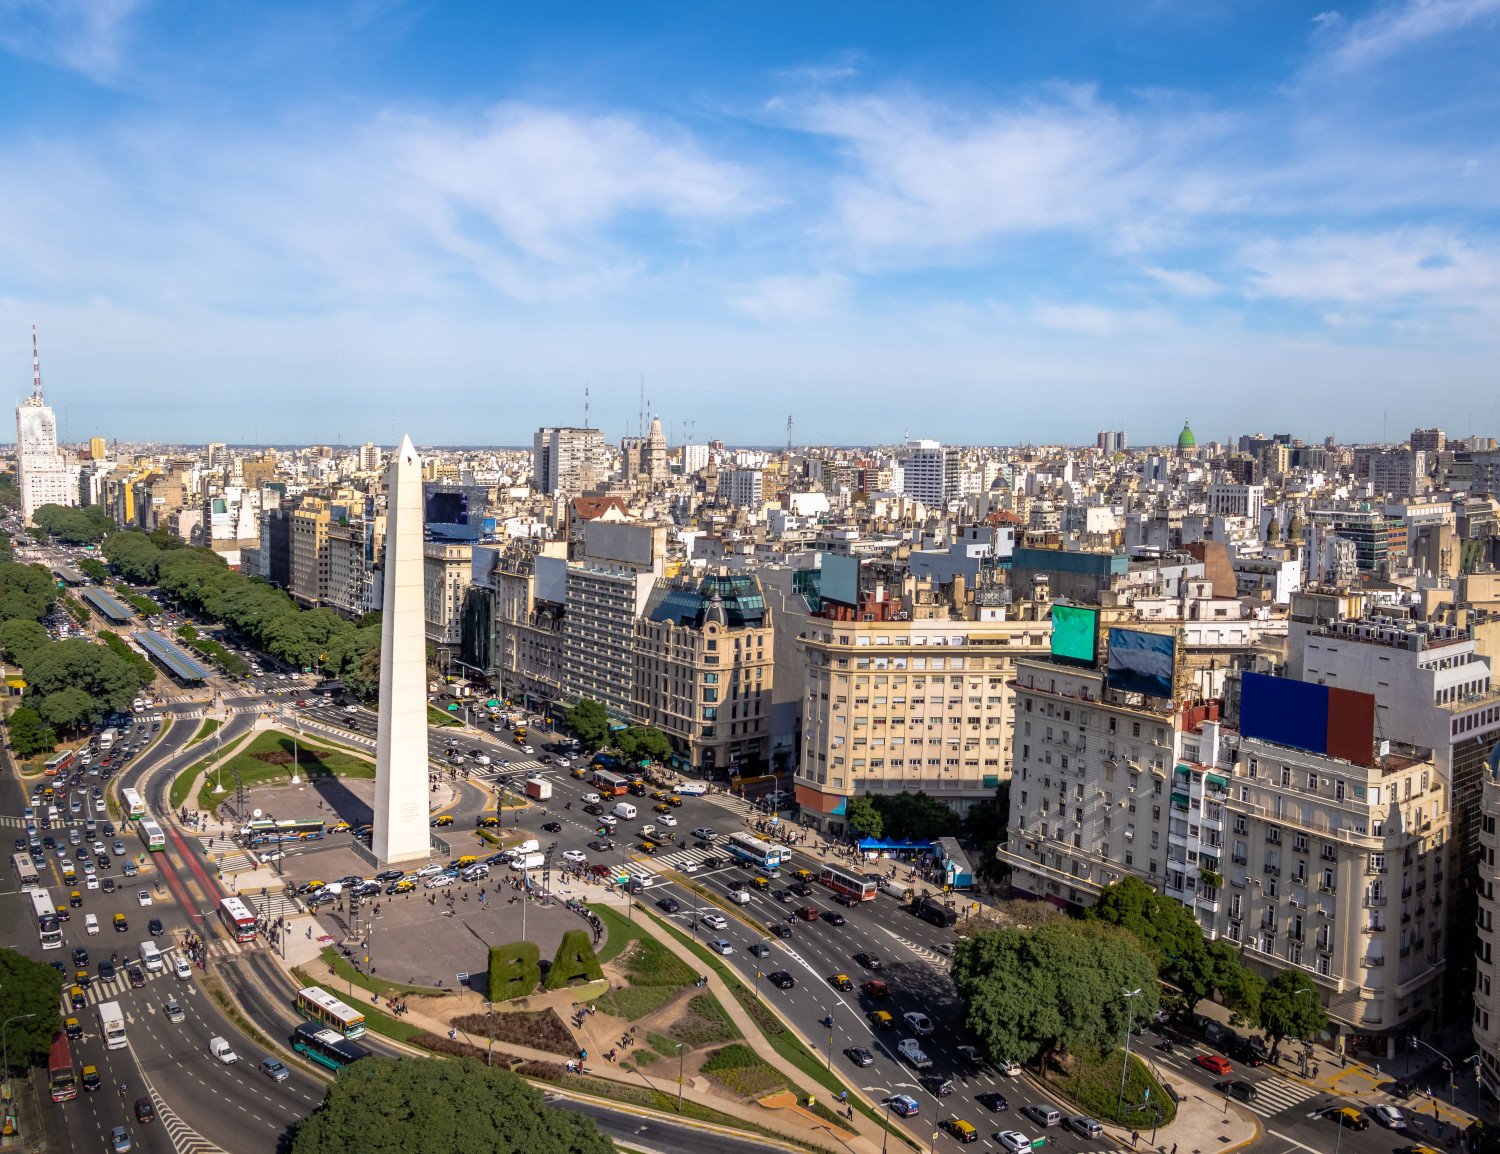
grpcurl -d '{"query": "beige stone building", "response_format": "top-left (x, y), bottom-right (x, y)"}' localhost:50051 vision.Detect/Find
top-left (634, 570), bottom-right (774, 777)
top-left (288, 497), bottom-right (332, 607)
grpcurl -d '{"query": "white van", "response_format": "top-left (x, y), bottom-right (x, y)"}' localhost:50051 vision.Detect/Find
top-left (612, 802), bottom-right (638, 820)
top-left (510, 853), bottom-right (546, 871)
top-left (675, 782), bottom-right (708, 796)
top-left (139, 941), bottom-right (164, 973)
top-left (511, 838), bottom-right (540, 856)
top-left (84, 913), bottom-right (100, 935)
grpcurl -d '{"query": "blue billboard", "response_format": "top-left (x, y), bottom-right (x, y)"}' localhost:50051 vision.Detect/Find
top-left (1105, 628), bottom-right (1176, 699)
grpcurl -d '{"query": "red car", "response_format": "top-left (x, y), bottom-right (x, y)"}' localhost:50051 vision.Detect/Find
top-left (1194, 1054), bottom-right (1233, 1076)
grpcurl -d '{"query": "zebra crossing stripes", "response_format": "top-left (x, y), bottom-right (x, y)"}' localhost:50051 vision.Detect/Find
top-left (1238, 1074), bottom-right (1319, 1118)
top-left (66, 947), bottom-right (187, 1010)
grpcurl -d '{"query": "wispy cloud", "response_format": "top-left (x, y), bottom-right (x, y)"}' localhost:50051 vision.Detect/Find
top-left (1142, 266), bottom-right (1222, 298)
top-left (0, 0), bottom-right (140, 83)
top-left (732, 273), bottom-right (847, 322)
top-left (1242, 228), bottom-right (1498, 306)
top-left (1314, 0), bottom-right (1500, 71)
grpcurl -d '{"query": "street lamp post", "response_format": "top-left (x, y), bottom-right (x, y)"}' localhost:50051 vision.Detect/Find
top-left (483, 1000), bottom-right (494, 1067)
top-left (676, 1042), bottom-right (685, 1114)
top-left (879, 1093), bottom-right (894, 1154)
top-left (1116, 988), bottom-right (1143, 1125)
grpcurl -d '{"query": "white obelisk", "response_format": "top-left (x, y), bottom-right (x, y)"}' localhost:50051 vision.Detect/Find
top-left (373, 435), bottom-right (431, 864)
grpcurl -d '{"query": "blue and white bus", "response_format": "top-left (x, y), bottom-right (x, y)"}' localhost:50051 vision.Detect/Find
top-left (725, 832), bottom-right (787, 873)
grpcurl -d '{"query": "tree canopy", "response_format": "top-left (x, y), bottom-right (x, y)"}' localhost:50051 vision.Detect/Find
top-left (844, 795), bottom-right (884, 839)
top-left (614, 726), bottom-right (672, 763)
top-left (29, 504), bottom-right (115, 544)
top-left (0, 560), bottom-right (57, 623)
top-left (952, 919), bottom-right (1160, 1065)
top-left (0, 948), bottom-right (63, 1071)
top-left (5, 705), bottom-right (56, 757)
top-left (869, 790), bottom-right (960, 841)
top-left (289, 1057), bottom-right (613, 1154)
top-left (22, 638), bottom-right (142, 714)
top-left (0, 618), bottom-right (50, 664)
top-left (1257, 970), bottom-right (1328, 1060)
top-left (564, 699), bottom-right (610, 750)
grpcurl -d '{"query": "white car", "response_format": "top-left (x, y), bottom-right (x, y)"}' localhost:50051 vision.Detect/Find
top-left (998, 1059), bottom-right (1022, 1076)
top-left (415, 863), bottom-right (444, 877)
top-left (679, 860), bottom-right (699, 873)
top-left (344, 705), bottom-right (359, 714)
top-left (138, 890), bottom-right (153, 906)
top-left (700, 912), bottom-right (728, 930)
top-left (581, 793), bottom-right (601, 805)
top-left (599, 815), bottom-right (618, 829)
top-left (424, 874), bottom-right (453, 889)
top-left (85, 875), bottom-right (100, 890)
top-left (561, 850), bottom-right (588, 865)
top-left (173, 956), bottom-right (192, 980)
top-left (658, 814), bottom-right (677, 827)
top-left (259, 850), bottom-right (285, 863)
top-left (708, 939), bottom-right (734, 955)
top-left (1368, 1104), bottom-right (1406, 1130)
top-left (996, 1132), bottom-right (1038, 1154)
top-left (91, 841), bottom-right (106, 855)
top-left (94, 799), bottom-right (105, 812)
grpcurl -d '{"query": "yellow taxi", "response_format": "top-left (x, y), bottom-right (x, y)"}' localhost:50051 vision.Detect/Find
top-left (81, 1064), bottom-right (100, 1092)
top-left (476, 815), bottom-right (501, 828)
top-left (792, 868), bottom-right (814, 883)
top-left (69, 889), bottom-right (83, 907)
top-left (432, 815), bottom-right (454, 827)
top-left (940, 1119), bottom-right (977, 1144)
top-left (454, 855), bottom-right (478, 868)
top-left (653, 803), bottom-right (672, 815)
top-left (68, 985), bottom-right (86, 1009)
top-left (113, 912), bottom-right (128, 931)
top-left (828, 973), bottom-right (853, 991)
top-left (750, 876), bottom-right (770, 890)
top-left (330, 821), bottom-right (351, 833)
top-left (64, 1016), bottom-right (82, 1039)
top-left (388, 880), bottom-right (416, 894)
top-left (666, 795), bottom-right (683, 808)
top-left (651, 790), bottom-right (671, 802)
top-left (869, 1010), bottom-right (895, 1029)
top-left (571, 767), bottom-right (588, 779)
top-left (63, 869), bottom-right (77, 886)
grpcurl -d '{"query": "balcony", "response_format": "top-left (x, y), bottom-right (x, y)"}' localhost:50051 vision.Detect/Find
top-left (1264, 864), bottom-right (1282, 878)
top-left (1319, 883), bottom-right (1337, 895)
top-left (1363, 956), bottom-right (1386, 967)
top-left (1365, 895), bottom-right (1388, 907)
top-left (1321, 850), bottom-right (1339, 863)
top-left (1232, 855), bottom-right (1248, 866)
top-left (1364, 924), bottom-right (1385, 934)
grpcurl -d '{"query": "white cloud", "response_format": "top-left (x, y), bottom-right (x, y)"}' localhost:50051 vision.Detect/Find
top-left (1028, 301), bottom-right (1175, 338)
top-left (1316, 0), bottom-right (1500, 71)
top-left (1242, 229), bottom-right (1498, 305)
top-left (0, 0), bottom-right (140, 83)
top-left (1142, 266), bottom-right (1222, 298)
top-left (732, 273), bottom-right (848, 323)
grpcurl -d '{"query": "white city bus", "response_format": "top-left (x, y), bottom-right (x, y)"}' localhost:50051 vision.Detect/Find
top-left (28, 887), bottom-right (62, 950)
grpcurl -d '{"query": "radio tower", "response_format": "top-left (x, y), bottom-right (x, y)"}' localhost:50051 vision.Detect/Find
top-left (31, 323), bottom-right (43, 399)
top-left (584, 385), bottom-right (591, 429)
top-left (786, 413), bottom-right (794, 455)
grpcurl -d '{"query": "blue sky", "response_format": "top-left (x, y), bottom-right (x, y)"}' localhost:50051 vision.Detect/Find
top-left (2, 1), bottom-right (1498, 447)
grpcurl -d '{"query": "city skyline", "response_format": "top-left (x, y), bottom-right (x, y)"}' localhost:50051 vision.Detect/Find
top-left (2, 1), bottom-right (1498, 444)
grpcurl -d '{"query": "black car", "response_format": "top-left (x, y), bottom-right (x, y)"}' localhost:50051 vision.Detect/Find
top-left (844, 1046), bottom-right (875, 1067)
top-left (583, 803), bottom-right (604, 816)
top-left (127, 965), bottom-right (146, 988)
top-left (540, 822), bottom-right (563, 833)
top-left (1214, 1080), bottom-right (1259, 1103)
top-left (72, 947), bottom-right (90, 967)
top-left (976, 1092), bottom-right (1010, 1112)
top-left (834, 892), bottom-right (860, 908)
top-left (919, 1073), bottom-right (955, 1097)
top-left (768, 971), bottom-right (796, 989)
top-left (97, 960), bottom-right (116, 980)
top-left (1229, 1038), bottom-right (1268, 1067)
top-left (587, 840), bottom-right (615, 852)
top-left (656, 897), bottom-right (682, 914)
top-left (854, 952), bottom-right (883, 970)
top-left (821, 911), bottom-right (847, 926)
top-left (375, 869), bottom-right (404, 882)
top-left (748, 942), bottom-right (771, 958)
top-left (148, 918), bottom-right (164, 936)
top-left (13, 837), bottom-right (24, 851)
top-left (771, 923), bottom-right (794, 939)
top-left (97, 854), bottom-right (111, 870)
top-left (702, 855), bottom-right (725, 869)
top-left (101, 878), bottom-right (116, 894)
top-left (772, 888), bottom-right (793, 903)
top-left (789, 882), bottom-right (813, 897)
top-left (102, 823), bottom-right (115, 836)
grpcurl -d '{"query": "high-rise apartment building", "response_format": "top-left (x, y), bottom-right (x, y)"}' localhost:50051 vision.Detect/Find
top-left (1096, 431), bottom-right (1127, 453)
top-left (533, 426), bottom-right (607, 497)
top-left (424, 542), bottom-right (472, 647)
top-left (288, 497), bottom-right (333, 607)
top-left (15, 327), bottom-right (77, 522)
top-left (718, 468), bottom-right (764, 508)
top-left (902, 440), bottom-right (959, 510)
top-left (358, 442), bottom-right (383, 473)
top-left (1410, 427), bottom-right (1446, 455)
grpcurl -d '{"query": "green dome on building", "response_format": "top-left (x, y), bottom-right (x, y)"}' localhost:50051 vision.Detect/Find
top-left (1177, 421), bottom-right (1197, 451)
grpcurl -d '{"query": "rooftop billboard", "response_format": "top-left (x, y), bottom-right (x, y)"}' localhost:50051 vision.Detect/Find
top-left (1105, 628), bottom-right (1176, 699)
top-left (1239, 672), bottom-right (1375, 767)
top-left (1050, 604), bottom-right (1100, 666)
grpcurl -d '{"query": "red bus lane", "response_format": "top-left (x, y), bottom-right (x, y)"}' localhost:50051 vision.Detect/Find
top-left (164, 822), bottom-right (226, 922)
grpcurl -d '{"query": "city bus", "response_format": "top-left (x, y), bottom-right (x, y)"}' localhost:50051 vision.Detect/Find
top-left (13, 852), bottom-right (40, 886)
top-left (817, 864), bottom-right (878, 902)
top-left (725, 832), bottom-right (788, 873)
top-left (120, 787), bottom-right (146, 821)
top-left (291, 1022), bottom-right (372, 1071)
top-left (591, 769), bottom-right (629, 797)
top-left (138, 817), bottom-right (166, 852)
top-left (29, 887), bottom-right (62, 949)
top-left (241, 818), bottom-right (325, 845)
top-left (48, 1031), bottom-right (77, 1101)
top-left (295, 987), bottom-right (366, 1038)
top-left (218, 896), bottom-right (258, 944)
top-left (44, 750), bottom-right (74, 776)
top-left (97, 1001), bottom-right (128, 1050)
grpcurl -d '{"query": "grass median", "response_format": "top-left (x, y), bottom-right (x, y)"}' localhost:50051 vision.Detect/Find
top-left (196, 728), bottom-right (374, 810)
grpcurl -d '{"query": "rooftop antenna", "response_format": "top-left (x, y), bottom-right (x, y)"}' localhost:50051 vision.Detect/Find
top-left (786, 413), bottom-right (794, 455)
top-left (638, 376), bottom-right (645, 439)
top-left (584, 384), bottom-right (591, 430)
top-left (30, 323), bottom-right (43, 400)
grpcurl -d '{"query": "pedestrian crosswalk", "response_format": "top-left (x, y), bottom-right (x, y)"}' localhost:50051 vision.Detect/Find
top-left (1236, 1073), bottom-right (1319, 1118)
top-left (64, 946), bottom-right (189, 1010)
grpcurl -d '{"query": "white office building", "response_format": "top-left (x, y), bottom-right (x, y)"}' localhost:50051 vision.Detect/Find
top-left (15, 327), bottom-right (77, 522)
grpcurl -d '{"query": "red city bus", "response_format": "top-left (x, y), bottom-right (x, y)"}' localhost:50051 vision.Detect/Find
top-left (591, 770), bottom-right (629, 797)
top-left (218, 896), bottom-right (258, 944)
top-left (817, 865), bottom-right (878, 902)
top-left (49, 1031), bottom-right (77, 1102)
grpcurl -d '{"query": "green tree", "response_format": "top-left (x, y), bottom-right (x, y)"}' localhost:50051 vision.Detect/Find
top-left (0, 618), bottom-right (50, 663)
top-left (22, 638), bottom-right (141, 714)
top-left (29, 504), bottom-right (114, 545)
top-left (4, 705), bottom-right (55, 756)
top-left (0, 948), bottom-right (63, 1071)
top-left (103, 531), bottom-right (163, 584)
top-left (615, 726), bottom-right (672, 764)
top-left (78, 557), bottom-right (109, 582)
top-left (564, 699), bottom-right (610, 750)
top-left (844, 795), bottom-right (884, 839)
top-left (288, 1056), bottom-right (613, 1154)
top-left (1257, 970), bottom-right (1328, 1061)
top-left (870, 790), bottom-right (960, 840)
top-left (0, 530), bottom-right (12, 564)
top-left (1216, 944), bottom-right (1265, 1022)
top-left (953, 919), bottom-right (1159, 1066)
top-left (962, 782), bottom-right (1010, 881)
top-left (37, 686), bottom-right (102, 733)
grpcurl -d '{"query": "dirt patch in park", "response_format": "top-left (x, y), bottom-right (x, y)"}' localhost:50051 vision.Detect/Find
top-left (251, 750), bottom-right (296, 765)
top-left (450, 1007), bottom-right (577, 1056)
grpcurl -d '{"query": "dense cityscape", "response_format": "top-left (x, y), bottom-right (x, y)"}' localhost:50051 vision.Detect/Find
top-left (4, 3), bottom-right (1499, 1154)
